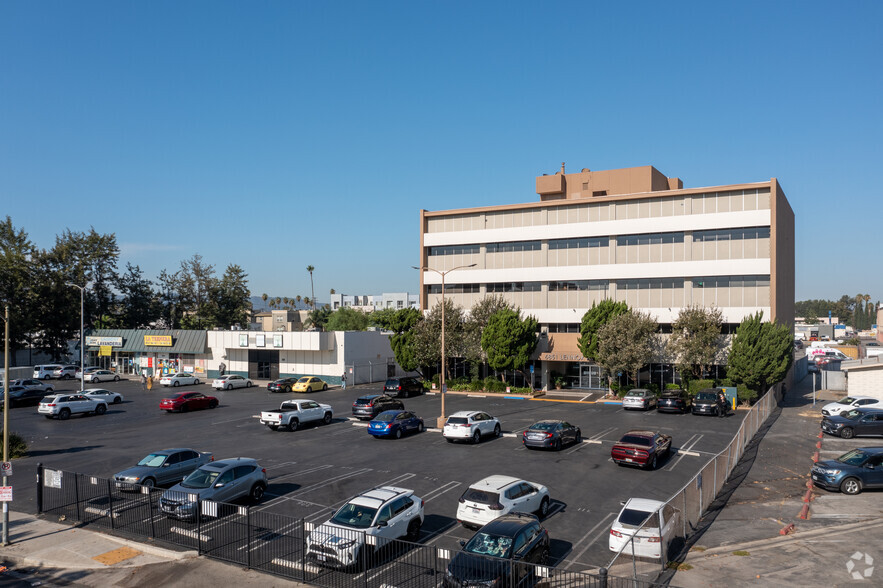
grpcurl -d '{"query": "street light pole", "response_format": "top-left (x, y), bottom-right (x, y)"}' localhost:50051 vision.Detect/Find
top-left (413, 264), bottom-right (476, 428)
top-left (66, 283), bottom-right (85, 393)
top-left (3, 304), bottom-right (9, 545)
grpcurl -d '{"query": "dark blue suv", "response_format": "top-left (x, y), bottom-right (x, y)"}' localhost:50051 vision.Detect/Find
top-left (811, 447), bottom-right (883, 495)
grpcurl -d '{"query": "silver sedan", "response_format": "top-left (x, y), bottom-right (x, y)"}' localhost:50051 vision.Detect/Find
top-left (83, 388), bottom-right (124, 404)
top-left (212, 374), bottom-right (253, 390)
top-left (79, 370), bottom-right (120, 383)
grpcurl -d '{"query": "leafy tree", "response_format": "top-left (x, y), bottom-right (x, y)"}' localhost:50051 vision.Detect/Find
top-left (412, 298), bottom-right (466, 380)
top-left (463, 296), bottom-right (513, 379)
top-left (595, 310), bottom-right (658, 391)
top-left (669, 305), bottom-right (724, 380)
top-left (210, 264), bottom-right (251, 328)
top-left (176, 255), bottom-right (218, 330)
top-left (155, 269), bottom-right (182, 328)
top-left (578, 300), bottom-right (629, 362)
top-left (727, 311), bottom-right (793, 398)
top-left (370, 307), bottom-right (397, 330)
top-left (480, 308), bottom-right (538, 381)
top-left (326, 307), bottom-right (370, 331)
top-left (304, 306), bottom-right (332, 331)
top-left (0, 217), bottom-right (37, 364)
top-left (384, 308), bottom-right (423, 373)
top-left (116, 263), bottom-right (156, 328)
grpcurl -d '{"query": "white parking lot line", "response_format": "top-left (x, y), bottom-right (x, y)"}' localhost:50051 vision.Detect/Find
top-left (562, 511), bottom-right (618, 569)
top-left (422, 481), bottom-right (461, 502)
top-left (665, 434), bottom-right (703, 471)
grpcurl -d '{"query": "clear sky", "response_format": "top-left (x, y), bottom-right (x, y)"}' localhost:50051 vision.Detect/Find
top-left (2, 1), bottom-right (880, 304)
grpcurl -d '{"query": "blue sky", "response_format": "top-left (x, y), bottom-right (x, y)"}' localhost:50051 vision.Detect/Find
top-left (2, 1), bottom-right (880, 304)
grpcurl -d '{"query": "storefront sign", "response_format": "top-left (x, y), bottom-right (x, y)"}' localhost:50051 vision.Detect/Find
top-left (86, 336), bottom-right (123, 347)
top-left (538, 353), bottom-right (588, 362)
top-left (99, 346), bottom-right (113, 357)
top-left (144, 335), bottom-right (172, 346)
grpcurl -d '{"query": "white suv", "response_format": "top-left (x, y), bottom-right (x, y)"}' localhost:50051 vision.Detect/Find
top-left (443, 411), bottom-right (502, 444)
top-left (307, 486), bottom-right (424, 570)
top-left (38, 394), bottom-right (108, 420)
top-left (33, 365), bottom-right (63, 380)
top-left (456, 475), bottom-right (550, 528)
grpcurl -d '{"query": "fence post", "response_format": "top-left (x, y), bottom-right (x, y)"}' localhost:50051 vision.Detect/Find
top-left (106, 479), bottom-right (115, 530)
top-left (246, 506), bottom-right (252, 569)
top-left (74, 473), bottom-right (82, 522)
top-left (196, 497), bottom-right (202, 555)
top-left (149, 489), bottom-right (156, 538)
top-left (36, 463), bottom-right (43, 514)
top-left (598, 567), bottom-right (608, 588)
top-left (301, 518), bottom-right (306, 581)
top-left (713, 458), bottom-right (718, 495)
top-left (682, 491), bottom-right (687, 536)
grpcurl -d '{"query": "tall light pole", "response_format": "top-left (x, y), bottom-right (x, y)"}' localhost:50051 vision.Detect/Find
top-left (65, 283), bottom-right (86, 393)
top-left (412, 264), bottom-right (476, 428)
top-left (2, 304), bottom-right (9, 545)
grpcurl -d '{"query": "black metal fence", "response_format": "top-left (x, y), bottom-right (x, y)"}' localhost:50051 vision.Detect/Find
top-left (36, 465), bottom-right (665, 588)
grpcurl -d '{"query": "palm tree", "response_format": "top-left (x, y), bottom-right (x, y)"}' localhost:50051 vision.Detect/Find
top-left (296, 295), bottom-right (302, 306)
top-left (330, 288), bottom-right (336, 295)
top-left (303, 296), bottom-right (311, 308)
top-left (261, 293), bottom-right (268, 302)
top-left (307, 265), bottom-right (316, 309)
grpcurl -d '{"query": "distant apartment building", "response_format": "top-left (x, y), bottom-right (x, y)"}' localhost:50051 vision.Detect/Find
top-left (418, 164), bottom-right (795, 389)
top-left (330, 292), bottom-right (419, 312)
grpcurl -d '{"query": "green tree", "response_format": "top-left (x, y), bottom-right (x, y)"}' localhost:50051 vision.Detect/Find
top-left (669, 305), bottom-right (725, 380)
top-left (116, 263), bottom-right (156, 328)
top-left (210, 264), bottom-right (251, 328)
top-left (464, 296), bottom-right (513, 379)
top-left (370, 307), bottom-right (397, 330)
top-left (412, 298), bottom-right (466, 380)
top-left (0, 217), bottom-right (38, 365)
top-left (384, 307), bottom-right (423, 373)
top-left (480, 308), bottom-right (538, 381)
top-left (578, 300), bottom-right (629, 362)
top-left (304, 306), bottom-right (332, 331)
top-left (155, 269), bottom-right (182, 328)
top-left (176, 254), bottom-right (218, 330)
top-left (326, 307), bottom-right (370, 331)
top-left (595, 310), bottom-right (658, 391)
top-left (727, 311), bottom-right (794, 400)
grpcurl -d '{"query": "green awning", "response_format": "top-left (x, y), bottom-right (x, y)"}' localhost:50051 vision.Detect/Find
top-left (85, 329), bottom-right (208, 354)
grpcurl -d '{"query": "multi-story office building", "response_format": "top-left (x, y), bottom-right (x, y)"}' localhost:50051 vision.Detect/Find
top-left (418, 165), bottom-right (794, 389)
top-left (330, 292), bottom-right (419, 312)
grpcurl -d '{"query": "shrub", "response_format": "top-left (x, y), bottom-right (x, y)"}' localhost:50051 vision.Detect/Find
top-left (688, 379), bottom-right (715, 397)
top-left (483, 377), bottom-right (506, 393)
top-left (665, 383), bottom-right (682, 390)
top-left (468, 379), bottom-right (484, 392)
top-left (512, 387), bottom-right (533, 395)
top-left (718, 378), bottom-right (734, 387)
top-left (2, 431), bottom-right (27, 459)
top-left (645, 383), bottom-right (660, 395)
top-left (737, 385), bottom-right (757, 406)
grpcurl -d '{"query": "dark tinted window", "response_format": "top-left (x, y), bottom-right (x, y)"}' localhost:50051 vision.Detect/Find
top-left (620, 435), bottom-right (651, 446)
top-left (461, 489), bottom-right (500, 505)
top-left (618, 508), bottom-right (659, 528)
top-left (447, 417), bottom-right (468, 424)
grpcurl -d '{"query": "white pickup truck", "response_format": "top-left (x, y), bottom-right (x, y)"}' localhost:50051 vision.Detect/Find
top-left (260, 399), bottom-right (334, 431)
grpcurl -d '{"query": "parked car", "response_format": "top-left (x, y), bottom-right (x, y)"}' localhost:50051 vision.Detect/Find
top-left (808, 362), bottom-right (819, 373)
top-left (352, 394), bottom-right (404, 420)
top-left (609, 498), bottom-right (679, 559)
top-left (611, 430), bottom-right (672, 470)
top-left (384, 377), bottom-right (424, 398)
top-left (521, 420), bottom-right (581, 450)
top-left (80, 369), bottom-right (120, 383)
top-left (259, 399), bottom-right (334, 431)
top-left (160, 392), bottom-right (219, 413)
top-left (0, 386), bottom-right (49, 408)
top-left (113, 448), bottom-right (214, 490)
top-left (211, 374), bottom-right (253, 390)
top-left (9, 379), bottom-right (55, 394)
top-left (306, 486), bottom-right (424, 570)
top-left (657, 389), bottom-right (690, 414)
top-left (368, 410), bottom-right (424, 439)
top-left (811, 447), bottom-right (883, 495)
top-left (445, 514), bottom-right (550, 587)
top-left (822, 396), bottom-right (882, 417)
top-left (83, 388), bottom-right (124, 404)
top-left (444, 411), bottom-right (502, 444)
top-left (456, 475), bottom-right (550, 529)
top-left (293, 376), bottom-right (328, 393)
top-left (38, 394), bottom-right (108, 419)
top-left (75, 366), bottom-right (102, 378)
top-left (159, 372), bottom-right (201, 387)
top-left (821, 408), bottom-right (883, 439)
top-left (33, 364), bottom-right (63, 379)
top-left (692, 389), bottom-right (724, 416)
top-left (52, 365), bottom-right (79, 380)
top-left (159, 458), bottom-right (267, 520)
top-left (267, 377), bottom-right (299, 393)
top-left (622, 388), bottom-right (657, 411)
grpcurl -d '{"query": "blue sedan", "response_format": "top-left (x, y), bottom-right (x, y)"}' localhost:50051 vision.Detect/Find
top-left (368, 410), bottom-right (425, 439)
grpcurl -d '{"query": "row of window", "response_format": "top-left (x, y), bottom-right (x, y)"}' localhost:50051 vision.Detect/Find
top-left (427, 276), bottom-right (770, 294)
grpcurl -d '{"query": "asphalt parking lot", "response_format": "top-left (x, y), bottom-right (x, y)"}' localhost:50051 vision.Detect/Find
top-left (6, 378), bottom-right (747, 571)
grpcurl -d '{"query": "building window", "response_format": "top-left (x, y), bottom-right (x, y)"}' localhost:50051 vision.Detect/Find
top-left (486, 241), bottom-right (541, 253)
top-left (429, 244), bottom-right (481, 256)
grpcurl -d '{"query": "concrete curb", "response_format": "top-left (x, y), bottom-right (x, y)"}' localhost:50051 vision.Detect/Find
top-left (101, 532), bottom-right (199, 560)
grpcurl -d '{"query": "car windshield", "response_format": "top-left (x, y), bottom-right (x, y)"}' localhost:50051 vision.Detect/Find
top-left (464, 532), bottom-right (513, 559)
top-left (374, 412), bottom-right (397, 422)
top-left (460, 489), bottom-right (500, 505)
top-left (619, 435), bottom-right (651, 446)
top-left (385, 379), bottom-right (399, 386)
top-left (530, 422), bottom-right (558, 431)
top-left (330, 503), bottom-right (378, 528)
top-left (447, 417), bottom-right (468, 425)
top-left (137, 454), bottom-right (168, 467)
top-left (297, 377), bottom-right (310, 383)
top-left (837, 449), bottom-right (869, 466)
top-left (836, 397), bottom-right (856, 405)
top-left (626, 390), bottom-right (645, 397)
top-left (695, 392), bottom-right (717, 401)
top-left (181, 467), bottom-right (221, 489)
top-left (617, 508), bottom-right (660, 529)
top-left (841, 410), bottom-right (863, 420)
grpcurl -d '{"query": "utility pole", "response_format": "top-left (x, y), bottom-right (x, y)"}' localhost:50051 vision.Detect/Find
top-left (3, 304), bottom-right (10, 545)
top-left (65, 283), bottom-right (86, 393)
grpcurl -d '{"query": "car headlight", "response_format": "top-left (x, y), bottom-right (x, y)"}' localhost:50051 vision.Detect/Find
top-left (825, 469), bottom-right (841, 476)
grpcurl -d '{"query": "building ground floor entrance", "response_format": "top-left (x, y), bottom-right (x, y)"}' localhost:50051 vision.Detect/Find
top-left (248, 349), bottom-right (279, 380)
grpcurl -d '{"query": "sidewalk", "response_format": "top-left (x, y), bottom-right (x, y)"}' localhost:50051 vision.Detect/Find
top-left (666, 376), bottom-right (882, 587)
top-left (0, 511), bottom-right (306, 587)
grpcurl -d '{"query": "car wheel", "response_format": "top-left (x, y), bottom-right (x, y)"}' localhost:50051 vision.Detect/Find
top-left (322, 383), bottom-right (328, 391)
top-left (648, 455), bottom-right (657, 470)
top-left (113, 375), bottom-right (120, 381)
top-left (63, 374), bottom-right (71, 380)
top-left (575, 431), bottom-right (582, 444)
top-left (417, 422), bottom-right (424, 433)
top-left (194, 379), bottom-right (200, 385)
top-left (113, 396), bottom-right (122, 404)
top-left (840, 427), bottom-right (855, 439)
top-left (284, 386), bottom-right (291, 393)
top-left (553, 439), bottom-right (561, 451)
top-left (250, 483), bottom-right (266, 502)
top-left (226, 384), bottom-right (232, 391)
top-left (406, 518), bottom-right (421, 542)
top-left (289, 419), bottom-right (299, 431)
top-left (538, 496), bottom-right (550, 518)
top-left (95, 404), bottom-right (107, 415)
top-left (181, 404), bottom-right (189, 412)
top-left (141, 478), bottom-right (156, 488)
top-left (307, 387), bottom-right (313, 393)
top-left (356, 546), bottom-right (374, 572)
top-left (472, 430), bottom-right (481, 444)
top-left (539, 547), bottom-right (550, 566)
top-left (840, 477), bottom-right (862, 495)
top-left (59, 408), bottom-right (71, 420)
top-left (494, 424), bottom-right (501, 437)
top-left (323, 412), bottom-right (332, 425)
top-left (173, 381), bottom-right (180, 387)
top-left (246, 381), bottom-right (252, 388)
top-left (394, 429), bottom-right (402, 440)
top-left (209, 400), bottom-right (218, 409)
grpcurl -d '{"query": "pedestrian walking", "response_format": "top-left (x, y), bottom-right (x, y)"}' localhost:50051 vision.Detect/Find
top-left (341, 371), bottom-right (347, 390)
top-left (219, 362), bottom-right (227, 376)
top-left (140, 372), bottom-right (147, 391)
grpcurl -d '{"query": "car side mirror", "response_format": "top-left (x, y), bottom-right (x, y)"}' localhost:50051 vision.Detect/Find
top-left (214, 483), bottom-right (225, 488)
top-left (459, 540), bottom-right (466, 547)
top-left (162, 463), bottom-right (171, 468)
top-left (867, 464), bottom-right (876, 470)
top-left (377, 521), bottom-right (387, 527)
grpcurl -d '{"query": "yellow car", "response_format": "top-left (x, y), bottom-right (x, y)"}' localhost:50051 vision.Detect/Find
top-left (293, 376), bottom-right (328, 393)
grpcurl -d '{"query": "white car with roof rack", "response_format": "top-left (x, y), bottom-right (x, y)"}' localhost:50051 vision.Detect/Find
top-left (456, 475), bottom-right (550, 528)
top-left (306, 486), bottom-right (424, 570)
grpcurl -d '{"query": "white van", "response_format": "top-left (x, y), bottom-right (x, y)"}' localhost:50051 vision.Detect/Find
top-left (806, 347), bottom-right (850, 362)
top-left (33, 365), bottom-right (63, 379)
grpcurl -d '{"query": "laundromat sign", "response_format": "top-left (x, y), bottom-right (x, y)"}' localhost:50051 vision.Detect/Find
top-left (85, 336), bottom-right (123, 347)
top-left (144, 335), bottom-right (173, 346)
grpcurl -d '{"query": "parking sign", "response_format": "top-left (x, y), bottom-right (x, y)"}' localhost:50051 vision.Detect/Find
top-left (0, 462), bottom-right (11, 476)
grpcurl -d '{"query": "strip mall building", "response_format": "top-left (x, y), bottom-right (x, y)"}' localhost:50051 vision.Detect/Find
top-left (417, 165), bottom-right (795, 390)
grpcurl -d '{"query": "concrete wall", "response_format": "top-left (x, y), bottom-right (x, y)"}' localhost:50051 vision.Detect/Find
top-left (845, 365), bottom-right (883, 400)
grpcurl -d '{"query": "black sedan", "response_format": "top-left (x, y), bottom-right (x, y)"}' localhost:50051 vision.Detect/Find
top-left (657, 390), bottom-right (691, 414)
top-left (267, 378), bottom-right (299, 393)
top-left (0, 386), bottom-right (49, 408)
top-left (821, 408), bottom-right (883, 439)
top-left (445, 514), bottom-right (549, 587)
top-left (522, 420), bottom-right (581, 451)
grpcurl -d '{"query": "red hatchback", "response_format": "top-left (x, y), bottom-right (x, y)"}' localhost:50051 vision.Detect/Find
top-left (610, 430), bottom-right (672, 470)
top-left (160, 392), bottom-right (219, 413)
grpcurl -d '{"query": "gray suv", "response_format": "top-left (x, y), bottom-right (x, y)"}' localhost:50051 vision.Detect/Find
top-left (159, 458), bottom-right (268, 520)
top-left (114, 448), bottom-right (214, 490)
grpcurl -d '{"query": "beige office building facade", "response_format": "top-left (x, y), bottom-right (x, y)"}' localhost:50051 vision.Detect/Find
top-left (418, 165), bottom-right (795, 389)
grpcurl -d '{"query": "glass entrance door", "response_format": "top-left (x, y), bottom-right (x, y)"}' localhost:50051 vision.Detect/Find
top-left (579, 364), bottom-right (603, 389)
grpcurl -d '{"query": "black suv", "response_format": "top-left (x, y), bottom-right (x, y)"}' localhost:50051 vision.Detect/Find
top-left (352, 394), bottom-right (405, 420)
top-left (822, 408), bottom-right (883, 439)
top-left (268, 378), bottom-right (299, 393)
top-left (657, 390), bottom-right (691, 414)
top-left (384, 377), bottom-right (424, 398)
top-left (445, 513), bottom-right (550, 587)
top-left (692, 388), bottom-right (724, 416)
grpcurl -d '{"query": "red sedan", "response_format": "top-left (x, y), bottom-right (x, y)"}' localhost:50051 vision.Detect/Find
top-left (610, 430), bottom-right (672, 470)
top-left (160, 392), bottom-right (219, 413)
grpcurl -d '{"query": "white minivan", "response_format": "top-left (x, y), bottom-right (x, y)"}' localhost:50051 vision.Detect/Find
top-left (33, 365), bottom-right (63, 380)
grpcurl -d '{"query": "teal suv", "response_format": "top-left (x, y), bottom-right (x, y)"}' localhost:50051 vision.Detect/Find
top-left (811, 447), bottom-right (883, 495)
